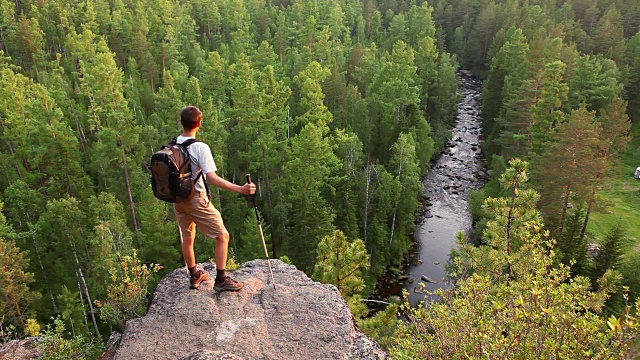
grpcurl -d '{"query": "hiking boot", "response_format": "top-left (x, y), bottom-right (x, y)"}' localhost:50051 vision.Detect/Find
top-left (189, 269), bottom-right (210, 289)
top-left (214, 276), bottom-right (244, 292)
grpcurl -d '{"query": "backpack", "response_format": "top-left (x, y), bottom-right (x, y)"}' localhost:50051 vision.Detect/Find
top-left (150, 138), bottom-right (207, 203)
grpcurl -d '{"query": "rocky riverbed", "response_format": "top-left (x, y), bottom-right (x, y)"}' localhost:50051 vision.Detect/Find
top-left (407, 71), bottom-right (487, 304)
top-left (372, 71), bottom-right (487, 306)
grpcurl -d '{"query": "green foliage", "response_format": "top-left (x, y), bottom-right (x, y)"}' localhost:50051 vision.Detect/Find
top-left (533, 106), bottom-right (602, 238)
top-left (96, 250), bottom-right (161, 330)
top-left (591, 223), bottom-right (627, 284)
top-left (37, 317), bottom-right (102, 360)
top-left (356, 301), bottom-right (401, 351)
top-left (568, 54), bottom-right (623, 113)
top-left (238, 210), bottom-right (271, 263)
top-left (281, 122), bottom-right (340, 273)
top-left (0, 2), bottom-right (636, 356)
top-left (312, 230), bottom-right (370, 297)
top-left (0, 203), bottom-right (41, 333)
top-left (24, 318), bottom-right (41, 337)
top-left (390, 160), bottom-right (640, 359)
top-left (626, 31), bottom-right (640, 124)
top-left (391, 262), bottom-right (639, 359)
top-left (558, 204), bottom-right (589, 277)
top-left (0, 234), bottom-right (41, 328)
top-left (57, 286), bottom-right (88, 338)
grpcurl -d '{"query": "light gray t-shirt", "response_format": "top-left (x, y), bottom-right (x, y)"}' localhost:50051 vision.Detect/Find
top-left (176, 135), bottom-right (217, 193)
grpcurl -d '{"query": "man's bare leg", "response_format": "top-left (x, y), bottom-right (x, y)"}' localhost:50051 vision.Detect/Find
top-left (214, 230), bottom-right (243, 291)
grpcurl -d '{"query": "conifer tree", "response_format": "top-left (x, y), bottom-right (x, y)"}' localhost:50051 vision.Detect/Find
top-left (592, 7), bottom-right (626, 64)
top-left (580, 97), bottom-right (631, 240)
top-left (529, 60), bottom-right (569, 157)
top-left (0, 68), bottom-right (91, 200)
top-left (482, 27), bottom-right (530, 151)
top-left (558, 204), bottom-right (589, 277)
top-left (367, 41), bottom-right (420, 163)
top-left (474, 159), bottom-right (541, 279)
top-left (591, 222), bottom-right (626, 284)
top-left (567, 54), bottom-right (622, 113)
top-left (590, 222), bottom-right (627, 315)
top-left (333, 130), bottom-right (364, 241)
top-left (36, 198), bottom-right (101, 338)
top-left (312, 230), bottom-right (370, 297)
top-left (533, 105), bottom-right (602, 238)
top-left (2, 181), bottom-right (57, 313)
top-left (281, 122), bottom-right (339, 273)
top-left (57, 286), bottom-right (88, 338)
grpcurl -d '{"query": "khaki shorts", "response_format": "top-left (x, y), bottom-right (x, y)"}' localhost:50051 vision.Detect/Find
top-left (173, 192), bottom-right (227, 239)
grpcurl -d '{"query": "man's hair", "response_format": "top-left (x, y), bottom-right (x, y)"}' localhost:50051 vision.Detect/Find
top-left (180, 106), bottom-right (202, 130)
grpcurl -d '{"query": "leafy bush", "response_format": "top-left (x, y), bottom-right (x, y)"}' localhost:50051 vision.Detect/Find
top-left (37, 317), bottom-right (102, 360)
top-left (95, 250), bottom-right (161, 330)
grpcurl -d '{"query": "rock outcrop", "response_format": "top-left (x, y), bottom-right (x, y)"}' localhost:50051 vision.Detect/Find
top-left (0, 338), bottom-right (41, 359)
top-left (106, 259), bottom-right (386, 359)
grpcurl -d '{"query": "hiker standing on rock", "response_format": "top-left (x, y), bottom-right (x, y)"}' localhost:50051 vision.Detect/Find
top-left (174, 106), bottom-right (256, 291)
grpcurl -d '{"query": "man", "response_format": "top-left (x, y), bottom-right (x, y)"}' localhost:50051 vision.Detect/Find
top-left (174, 106), bottom-right (256, 291)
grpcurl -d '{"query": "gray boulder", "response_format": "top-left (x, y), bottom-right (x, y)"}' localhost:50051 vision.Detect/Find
top-left (109, 259), bottom-right (387, 360)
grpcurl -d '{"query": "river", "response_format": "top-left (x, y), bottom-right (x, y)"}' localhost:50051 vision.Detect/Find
top-left (405, 71), bottom-right (487, 305)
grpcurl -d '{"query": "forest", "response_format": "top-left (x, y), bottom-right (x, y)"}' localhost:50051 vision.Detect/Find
top-left (0, 0), bottom-right (639, 358)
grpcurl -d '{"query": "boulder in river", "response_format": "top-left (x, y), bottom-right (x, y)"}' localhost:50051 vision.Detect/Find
top-left (421, 275), bottom-right (438, 284)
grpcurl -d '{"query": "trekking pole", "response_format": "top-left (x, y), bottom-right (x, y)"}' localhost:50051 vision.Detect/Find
top-left (247, 174), bottom-right (277, 290)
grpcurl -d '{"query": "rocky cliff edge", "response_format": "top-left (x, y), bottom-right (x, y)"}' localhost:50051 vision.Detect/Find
top-left (108, 259), bottom-right (387, 359)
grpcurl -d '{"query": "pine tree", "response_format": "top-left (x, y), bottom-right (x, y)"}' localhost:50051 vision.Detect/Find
top-left (590, 222), bottom-right (627, 314)
top-left (281, 122), bottom-right (339, 273)
top-left (567, 54), bottom-right (622, 113)
top-left (36, 197), bottom-right (101, 338)
top-left (57, 286), bottom-right (88, 338)
top-left (591, 222), bottom-right (625, 283)
top-left (579, 97), bottom-right (631, 241)
top-left (333, 130), bottom-right (364, 241)
top-left (367, 41), bottom-right (420, 163)
top-left (0, 67), bottom-right (91, 200)
top-left (476, 159), bottom-right (541, 279)
top-left (533, 105), bottom-right (602, 238)
top-left (592, 7), bottom-right (626, 64)
top-left (482, 27), bottom-right (530, 150)
top-left (312, 230), bottom-right (370, 297)
top-left (529, 60), bottom-right (569, 157)
top-left (558, 204), bottom-right (589, 277)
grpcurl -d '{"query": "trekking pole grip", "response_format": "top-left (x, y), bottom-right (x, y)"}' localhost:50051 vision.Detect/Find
top-left (246, 174), bottom-right (259, 213)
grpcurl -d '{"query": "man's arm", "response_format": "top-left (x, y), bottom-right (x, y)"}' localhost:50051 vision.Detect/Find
top-left (206, 171), bottom-right (256, 195)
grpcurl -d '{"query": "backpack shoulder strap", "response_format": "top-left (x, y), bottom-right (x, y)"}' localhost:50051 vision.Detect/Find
top-left (179, 138), bottom-right (200, 148)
